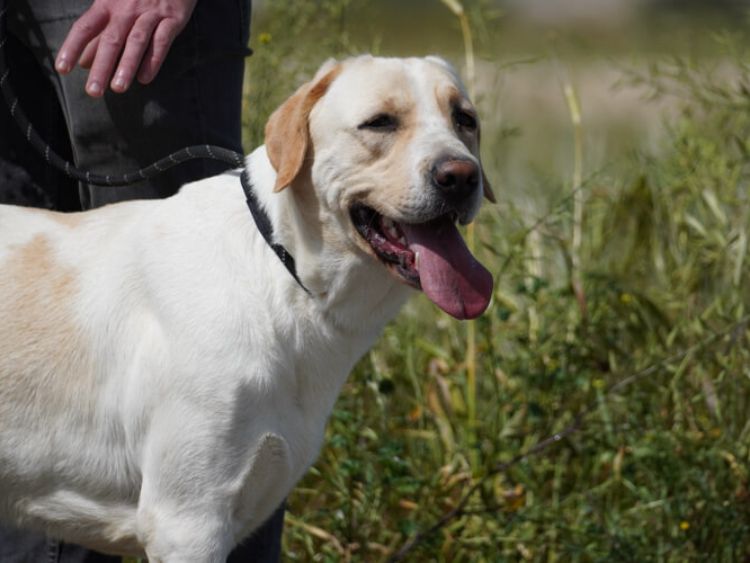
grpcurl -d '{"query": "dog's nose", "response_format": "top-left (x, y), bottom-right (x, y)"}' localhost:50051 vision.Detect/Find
top-left (431, 158), bottom-right (480, 203)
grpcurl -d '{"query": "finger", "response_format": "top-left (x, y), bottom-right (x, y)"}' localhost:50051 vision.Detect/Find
top-left (136, 18), bottom-right (183, 85)
top-left (85, 15), bottom-right (136, 97)
top-left (110, 14), bottom-right (160, 94)
top-left (56, 7), bottom-right (108, 74)
top-left (79, 37), bottom-right (100, 70)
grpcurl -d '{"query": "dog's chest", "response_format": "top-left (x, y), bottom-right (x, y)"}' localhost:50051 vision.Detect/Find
top-left (264, 336), bottom-right (362, 471)
top-left (275, 317), bottom-right (407, 482)
top-left (227, 333), bottom-right (367, 531)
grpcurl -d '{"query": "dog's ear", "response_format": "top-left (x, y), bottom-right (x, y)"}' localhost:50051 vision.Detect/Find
top-left (265, 62), bottom-right (341, 192)
top-left (481, 168), bottom-right (495, 203)
top-left (476, 126), bottom-right (496, 203)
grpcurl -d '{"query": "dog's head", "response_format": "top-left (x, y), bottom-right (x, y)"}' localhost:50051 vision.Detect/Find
top-left (265, 55), bottom-right (494, 320)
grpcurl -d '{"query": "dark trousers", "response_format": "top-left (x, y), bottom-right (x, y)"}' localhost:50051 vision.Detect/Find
top-left (0, 1), bottom-right (286, 561)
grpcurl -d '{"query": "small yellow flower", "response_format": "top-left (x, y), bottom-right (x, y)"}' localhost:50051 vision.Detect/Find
top-left (619, 292), bottom-right (633, 305)
top-left (680, 521), bottom-right (690, 531)
top-left (259, 32), bottom-right (272, 44)
top-left (592, 378), bottom-right (605, 390)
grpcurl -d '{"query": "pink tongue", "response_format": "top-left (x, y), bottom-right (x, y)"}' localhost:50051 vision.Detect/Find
top-left (401, 218), bottom-right (493, 320)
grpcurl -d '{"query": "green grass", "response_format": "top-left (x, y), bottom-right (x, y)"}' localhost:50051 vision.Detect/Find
top-left (238, 2), bottom-right (750, 561)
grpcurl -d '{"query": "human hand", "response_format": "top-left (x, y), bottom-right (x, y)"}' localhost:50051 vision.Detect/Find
top-left (55, 0), bottom-right (198, 97)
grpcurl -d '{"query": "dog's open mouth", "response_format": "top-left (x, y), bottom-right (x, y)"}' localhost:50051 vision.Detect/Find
top-left (351, 205), bottom-right (493, 320)
top-left (351, 205), bottom-right (420, 288)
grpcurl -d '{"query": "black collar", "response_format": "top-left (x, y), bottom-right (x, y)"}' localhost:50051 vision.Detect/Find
top-left (240, 170), bottom-right (311, 295)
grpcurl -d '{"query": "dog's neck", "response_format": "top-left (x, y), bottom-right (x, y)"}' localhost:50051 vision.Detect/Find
top-left (245, 146), bottom-right (412, 334)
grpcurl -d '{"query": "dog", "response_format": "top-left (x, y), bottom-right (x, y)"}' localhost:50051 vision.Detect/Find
top-left (0, 55), bottom-right (494, 562)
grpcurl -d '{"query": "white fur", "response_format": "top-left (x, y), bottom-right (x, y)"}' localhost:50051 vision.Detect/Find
top-left (0, 55), bottom-right (487, 562)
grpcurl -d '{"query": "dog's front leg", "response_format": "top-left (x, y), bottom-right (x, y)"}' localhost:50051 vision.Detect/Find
top-left (132, 408), bottom-right (241, 563)
top-left (133, 408), bottom-right (293, 562)
top-left (137, 503), bottom-right (233, 563)
top-left (136, 470), bottom-right (236, 563)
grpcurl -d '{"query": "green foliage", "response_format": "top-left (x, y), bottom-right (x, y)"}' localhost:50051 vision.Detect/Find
top-left (242, 4), bottom-right (750, 561)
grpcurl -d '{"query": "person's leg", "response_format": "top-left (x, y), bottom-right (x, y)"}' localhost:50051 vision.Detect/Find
top-left (0, 524), bottom-right (55, 563)
top-left (0, 525), bottom-right (121, 563)
top-left (229, 503), bottom-right (286, 563)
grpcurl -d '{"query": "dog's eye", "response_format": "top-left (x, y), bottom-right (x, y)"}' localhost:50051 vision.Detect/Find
top-left (454, 110), bottom-right (477, 130)
top-left (359, 114), bottom-right (398, 131)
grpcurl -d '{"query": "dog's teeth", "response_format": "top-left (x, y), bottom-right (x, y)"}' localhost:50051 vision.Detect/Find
top-left (381, 217), bottom-right (401, 242)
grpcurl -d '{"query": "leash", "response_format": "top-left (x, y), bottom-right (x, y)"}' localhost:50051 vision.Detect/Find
top-left (0, 0), bottom-right (310, 295)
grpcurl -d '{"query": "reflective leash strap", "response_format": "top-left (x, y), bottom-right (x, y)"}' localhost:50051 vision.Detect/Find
top-left (0, 0), bottom-right (310, 294)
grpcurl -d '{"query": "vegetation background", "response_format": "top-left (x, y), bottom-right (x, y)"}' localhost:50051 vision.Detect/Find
top-left (240, 1), bottom-right (750, 560)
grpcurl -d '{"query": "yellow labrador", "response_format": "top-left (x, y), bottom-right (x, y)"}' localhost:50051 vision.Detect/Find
top-left (0, 55), bottom-right (494, 562)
